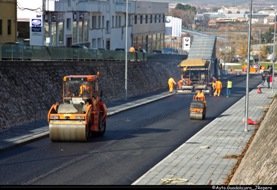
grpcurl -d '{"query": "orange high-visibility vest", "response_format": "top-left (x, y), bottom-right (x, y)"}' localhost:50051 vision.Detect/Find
top-left (215, 80), bottom-right (222, 89)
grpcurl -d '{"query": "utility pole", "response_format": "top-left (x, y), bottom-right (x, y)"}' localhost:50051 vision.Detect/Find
top-left (125, 0), bottom-right (129, 100)
top-left (272, 11), bottom-right (276, 94)
top-left (244, 0), bottom-right (253, 132)
top-left (42, 0), bottom-right (46, 46)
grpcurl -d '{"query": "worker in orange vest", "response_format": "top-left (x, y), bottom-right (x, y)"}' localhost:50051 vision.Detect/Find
top-left (214, 79), bottom-right (222, 96)
top-left (168, 77), bottom-right (176, 93)
top-left (79, 83), bottom-right (91, 96)
top-left (177, 78), bottom-right (184, 89)
top-left (193, 89), bottom-right (207, 106)
top-left (194, 90), bottom-right (206, 101)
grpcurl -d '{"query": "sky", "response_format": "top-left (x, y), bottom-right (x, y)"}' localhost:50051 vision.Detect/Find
top-left (17, 0), bottom-right (55, 20)
top-left (17, 0), bottom-right (277, 20)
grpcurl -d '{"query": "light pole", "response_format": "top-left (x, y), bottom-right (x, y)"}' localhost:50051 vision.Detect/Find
top-left (244, 0), bottom-right (253, 132)
top-left (125, 0), bottom-right (129, 100)
top-left (272, 10), bottom-right (276, 93)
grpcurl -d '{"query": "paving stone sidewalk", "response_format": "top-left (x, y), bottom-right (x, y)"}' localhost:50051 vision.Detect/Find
top-left (132, 82), bottom-right (276, 185)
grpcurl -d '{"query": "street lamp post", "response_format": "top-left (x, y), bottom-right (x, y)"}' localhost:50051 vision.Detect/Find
top-left (272, 10), bottom-right (276, 93)
top-left (244, 0), bottom-right (253, 132)
top-left (125, 0), bottom-right (129, 100)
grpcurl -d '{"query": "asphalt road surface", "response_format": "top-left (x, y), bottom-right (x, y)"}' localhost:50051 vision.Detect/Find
top-left (0, 74), bottom-right (262, 185)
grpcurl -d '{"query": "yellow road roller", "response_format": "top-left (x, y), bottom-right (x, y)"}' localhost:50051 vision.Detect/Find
top-left (47, 73), bottom-right (107, 141)
top-left (189, 99), bottom-right (206, 120)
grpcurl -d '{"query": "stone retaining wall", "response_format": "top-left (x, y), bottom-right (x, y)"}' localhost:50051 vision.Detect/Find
top-left (230, 97), bottom-right (277, 185)
top-left (0, 54), bottom-right (185, 129)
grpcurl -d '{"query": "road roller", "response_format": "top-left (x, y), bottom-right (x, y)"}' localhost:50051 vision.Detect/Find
top-left (47, 73), bottom-right (107, 142)
top-left (189, 100), bottom-right (206, 120)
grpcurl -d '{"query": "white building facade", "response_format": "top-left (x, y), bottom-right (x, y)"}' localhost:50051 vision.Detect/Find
top-left (132, 1), bottom-right (168, 52)
top-left (165, 16), bottom-right (182, 38)
top-left (39, 0), bottom-right (167, 52)
top-left (164, 16), bottom-right (182, 51)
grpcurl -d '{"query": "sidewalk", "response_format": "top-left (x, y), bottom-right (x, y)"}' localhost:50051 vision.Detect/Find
top-left (0, 91), bottom-right (173, 151)
top-left (132, 81), bottom-right (276, 185)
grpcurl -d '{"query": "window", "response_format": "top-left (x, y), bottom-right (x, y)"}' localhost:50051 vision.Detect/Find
top-left (134, 15), bottom-right (137, 24)
top-left (66, 18), bottom-right (71, 30)
top-left (7, 19), bottom-right (11, 35)
top-left (140, 15), bottom-right (143, 24)
top-left (0, 19), bottom-right (2, 35)
top-left (98, 16), bottom-right (101, 28)
top-left (150, 15), bottom-right (152, 23)
top-left (92, 38), bottom-right (96, 48)
top-left (92, 16), bottom-right (96, 29)
top-left (145, 15), bottom-right (148, 24)
top-left (106, 20), bottom-right (110, 34)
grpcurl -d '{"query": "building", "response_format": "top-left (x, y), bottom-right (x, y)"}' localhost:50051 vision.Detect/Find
top-left (34, 0), bottom-right (167, 52)
top-left (164, 16), bottom-right (182, 51)
top-left (132, 1), bottom-right (167, 52)
top-left (17, 0), bottom-right (54, 44)
top-left (218, 6), bottom-right (249, 15)
top-left (0, 0), bottom-right (17, 43)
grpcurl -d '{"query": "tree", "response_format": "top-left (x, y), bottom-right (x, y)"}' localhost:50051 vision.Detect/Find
top-left (169, 4), bottom-right (197, 28)
top-left (175, 4), bottom-right (196, 13)
top-left (259, 45), bottom-right (269, 61)
top-left (237, 37), bottom-right (248, 60)
top-left (261, 27), bottom-right (274, 43)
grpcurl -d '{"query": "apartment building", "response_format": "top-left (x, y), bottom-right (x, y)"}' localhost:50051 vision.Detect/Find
top-left (41, 0), bottom-right (167, 52)
top-left (132, 1), bottom-right (167, 52)
top-left (0, 0), bottom-right (17, 43)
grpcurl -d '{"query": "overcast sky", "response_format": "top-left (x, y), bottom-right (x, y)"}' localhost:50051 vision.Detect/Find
top-left (17, 0), bottom-right (55, 20)
top-left (17, 0), bottom-right (276, 20)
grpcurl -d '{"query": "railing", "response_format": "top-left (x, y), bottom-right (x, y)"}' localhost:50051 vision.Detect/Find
top-left (0, 44), bottom-right (147, 62)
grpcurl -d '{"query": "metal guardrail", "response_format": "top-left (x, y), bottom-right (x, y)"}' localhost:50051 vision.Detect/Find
top-left (0, 44), bottom-right (147, 62)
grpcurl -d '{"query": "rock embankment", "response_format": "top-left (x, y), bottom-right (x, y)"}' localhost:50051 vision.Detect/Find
top-left (0, 55), bottom-right (184, 130)
top-left (230, 97), bottom-right (277, 185)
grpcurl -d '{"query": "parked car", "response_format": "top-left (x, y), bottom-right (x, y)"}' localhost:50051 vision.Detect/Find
top-left (162, 48), bottom-right (178, 54)
top-left (152, 50), bottom-right (162, 54)
top-left (115, 48), bottom-right (125, 51)
top-left (71, 44), bottom-right (91, 60)
top-left (1, 42), bottom-right (32, 60)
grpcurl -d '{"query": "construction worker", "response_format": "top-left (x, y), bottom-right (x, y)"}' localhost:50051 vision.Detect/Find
top-left (184, 78), bottom-right (192, 86)
top-left (129, 46), bottom-right (135, 53)
top-left (226, 80), bottom-right (232, 97)
top-left (129, 46), bottom-right (136, 62)
top-left (214, 79), bottom-right (222, 96)
top-left (211, 80), bottom-right (216, 93)
top-left (168, 77), bottom-right (176, 93)
top-left (193, 89), bottom-right (206, 107)
top-left (177, 79), bottom-right (184, 89)
top-left (79, 83), bottom-right (91, 96)
top-left (194, 90), bottom-right (206, 101)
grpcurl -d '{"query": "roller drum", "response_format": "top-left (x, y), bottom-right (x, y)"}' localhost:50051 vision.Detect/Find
top-left (49, 120), bottom-right (88, 141)
top-left (190, 112), bottom-right (203, 120)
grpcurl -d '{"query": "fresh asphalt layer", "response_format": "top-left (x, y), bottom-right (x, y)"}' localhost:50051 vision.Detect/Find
top-left (0, 74), bottom-right (275, 185)
top-left (0, 92), bottom-right (173, 151)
